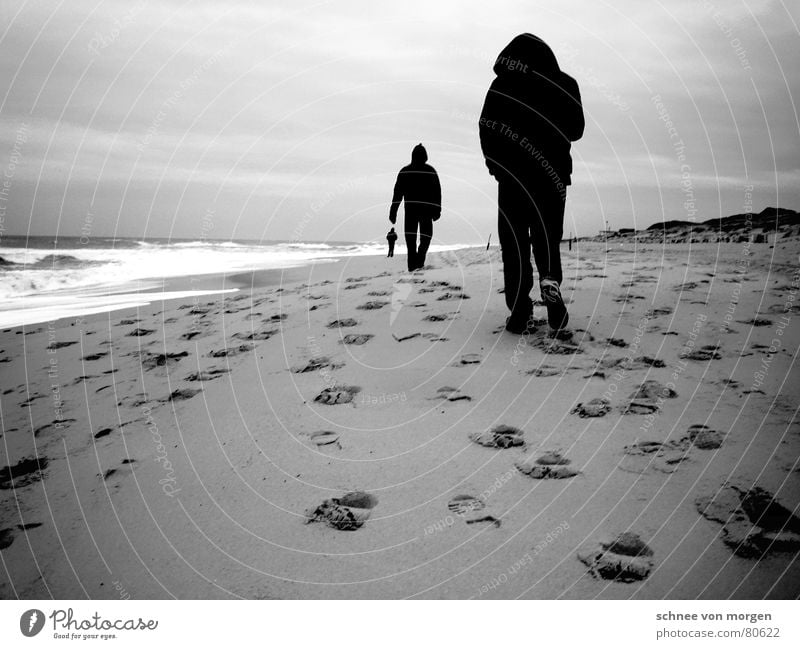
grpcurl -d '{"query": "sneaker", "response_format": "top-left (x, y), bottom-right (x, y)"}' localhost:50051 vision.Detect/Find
top-left (540, 279), bottom-right (569, 331)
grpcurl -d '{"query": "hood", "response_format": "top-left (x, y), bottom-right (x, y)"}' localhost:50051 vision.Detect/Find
top-left (493, 33), bottom-right (560, 78)
top-left (411, 143), bottom-right (428, 164)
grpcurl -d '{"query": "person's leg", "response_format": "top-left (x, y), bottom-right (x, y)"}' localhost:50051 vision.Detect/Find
top-left (528, 181), bottom-right (565, 284)
top-left (416, 218), bottom-right (432, 268)
top-left (404, 217), bottom-right (418, 271)
top-left (529, 181), bottom-right (567, 329)
top-left (497, 179), bottom-right (533, 329)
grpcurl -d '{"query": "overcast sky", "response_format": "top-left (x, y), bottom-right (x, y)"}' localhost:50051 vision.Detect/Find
top-left (0, 0), bottom-right (798, 243)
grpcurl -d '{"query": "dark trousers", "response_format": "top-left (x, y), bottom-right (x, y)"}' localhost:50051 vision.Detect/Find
top-left (404, 215), bottom-right (433, 271)
top-left (497, 178), bottom-right (566, 320)
top-left (387, 242), bottom-right (395, 257)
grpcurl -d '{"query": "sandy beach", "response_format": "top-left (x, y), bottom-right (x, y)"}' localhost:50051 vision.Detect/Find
top-left (1, 239), bottom-right (799, 599)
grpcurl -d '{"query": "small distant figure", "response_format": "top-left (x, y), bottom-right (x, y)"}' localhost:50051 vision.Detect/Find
top-left (479, 34), bottom-right (584, 334)
top-left (386, 227), bottom-right (398, 257)
top-left (389, 143), bottom-right (441, 271)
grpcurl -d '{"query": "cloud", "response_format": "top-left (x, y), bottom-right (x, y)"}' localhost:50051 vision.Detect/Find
top-left (0, 0), bottom-right (797, 240)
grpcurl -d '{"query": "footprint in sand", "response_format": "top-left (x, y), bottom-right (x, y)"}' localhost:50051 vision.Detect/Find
top-left (680, 344), bottom-right (721, 361)
top-left (737, 317), bottom-right (772, 327)
top-left (632, 381), bottom-right (678, 400)
top-left (437, 292), bottom-right (470, 300)
top-left (645, 307), bottom-right (673, 317)
top-left (621, 380), bottom-right (678, 414)
top-left (93, 427), bottom-right (114, 440)
top-left (423, 313), bottom-right (450, 322)
top-left (446, 494), bottom-right (500, 526)
top-left (391, 332), bottom-right (446, 342)
top-left (433, 386), bottom-right (471, 402)
top-left (577, 532), bottom-right (655, 582)
top-left (141, 351), bottom-right (189, 370)
top-left (231, 328), bottom-right (279, 341)
top-left (357, 300), bottom-right (389, 310)
top-left (367, 290), bottom-right (392, 296)
top-left (526, 365), bottom-right (567, 377)
top-left (686, 424), bottom-right (726, 449)
top-left (307, 431), bottom-right (341, 449)
top-left (184, 368), bottom-right (231, 382)
top-left (516, 451), bottom-right (581, 479)
top-left (622, 400), bottom-right (661, 415)
top-left (314, 385), bottom-right (361, 405)
top-left (160, 388), bottom-right (202, 403)
top-left (82, 351), bottom-right (109, 361)
top-left (529, 332), bottom-right (583, 355)
top-left (327, 318), bottom-right (358, 328)
top-left (596, 355), bottom-right (665, 371)
top-left (117, 393), bottom-right (150, 408)
top-left (447, 494), bottom-right (485, 515)
top-left (305, 491), bottom-right (378, 531)
top-left (613, 294), bottom-right (646, 303)
top-left (127, 328), bottom-right (155, 337)
top-left (618, 440), bottom-right (690, 474)
top-left (469, 424), bottom-right (525, 449)
top-left (571, 398), bottom-right (611, 418)
top-left (0, 522), bottom-right (43, 550)
top-left (343, 283), bottom-right (367, 290)
top-left (606, 337), bottom-right (628, 348)
top-left (291, 356), bottom-right (344, 373)
top-left (101, 459), bottom-right (137, 487)
top-left (180, 330), bottom-right (206, 341)
top-left (457, 353), bottom-right (482, 365)
top-left (696, 482), bottom-right (800, 558)
top-left (340, 333), bottom-right (373, 345)
top-left (0, 457), bottom-right (49, 490)
top-left (46, 340), bottom-right (78, 349)
top-left (209, 344), bottom-right (253, 358)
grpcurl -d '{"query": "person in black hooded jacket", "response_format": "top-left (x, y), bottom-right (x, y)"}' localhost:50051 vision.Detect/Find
top-left (389, 143), bottom-right (441, 271)
top-left (479, 33), bottom-right (584, 333)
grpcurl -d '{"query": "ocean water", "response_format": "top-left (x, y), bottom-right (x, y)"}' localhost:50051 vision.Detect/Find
top-left (0, 236), bottom-right (465, 327)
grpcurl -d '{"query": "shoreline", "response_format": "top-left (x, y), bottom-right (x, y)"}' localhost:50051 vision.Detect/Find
top-left (0, 247), bottom-right (477, 330)
top-left (0, 257), bottom-right (362, 330)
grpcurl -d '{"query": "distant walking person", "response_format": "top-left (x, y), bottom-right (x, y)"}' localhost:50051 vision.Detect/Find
top-left (479, 34), bottom-right (584, 334)
top-left (389, 143), bottom-right (441, 271)
top-left (386, 227), bottom-right (398, 257)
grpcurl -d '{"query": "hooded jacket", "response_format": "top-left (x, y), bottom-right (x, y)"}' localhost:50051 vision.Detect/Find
top-left (390, 144), bottom-right (442, 222)
top-left (479, 34), bottom-right (584, 185)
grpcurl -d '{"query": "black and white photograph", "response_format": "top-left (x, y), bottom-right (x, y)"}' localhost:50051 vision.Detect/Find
top-left (0, 0), bottom-right (799, 643)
